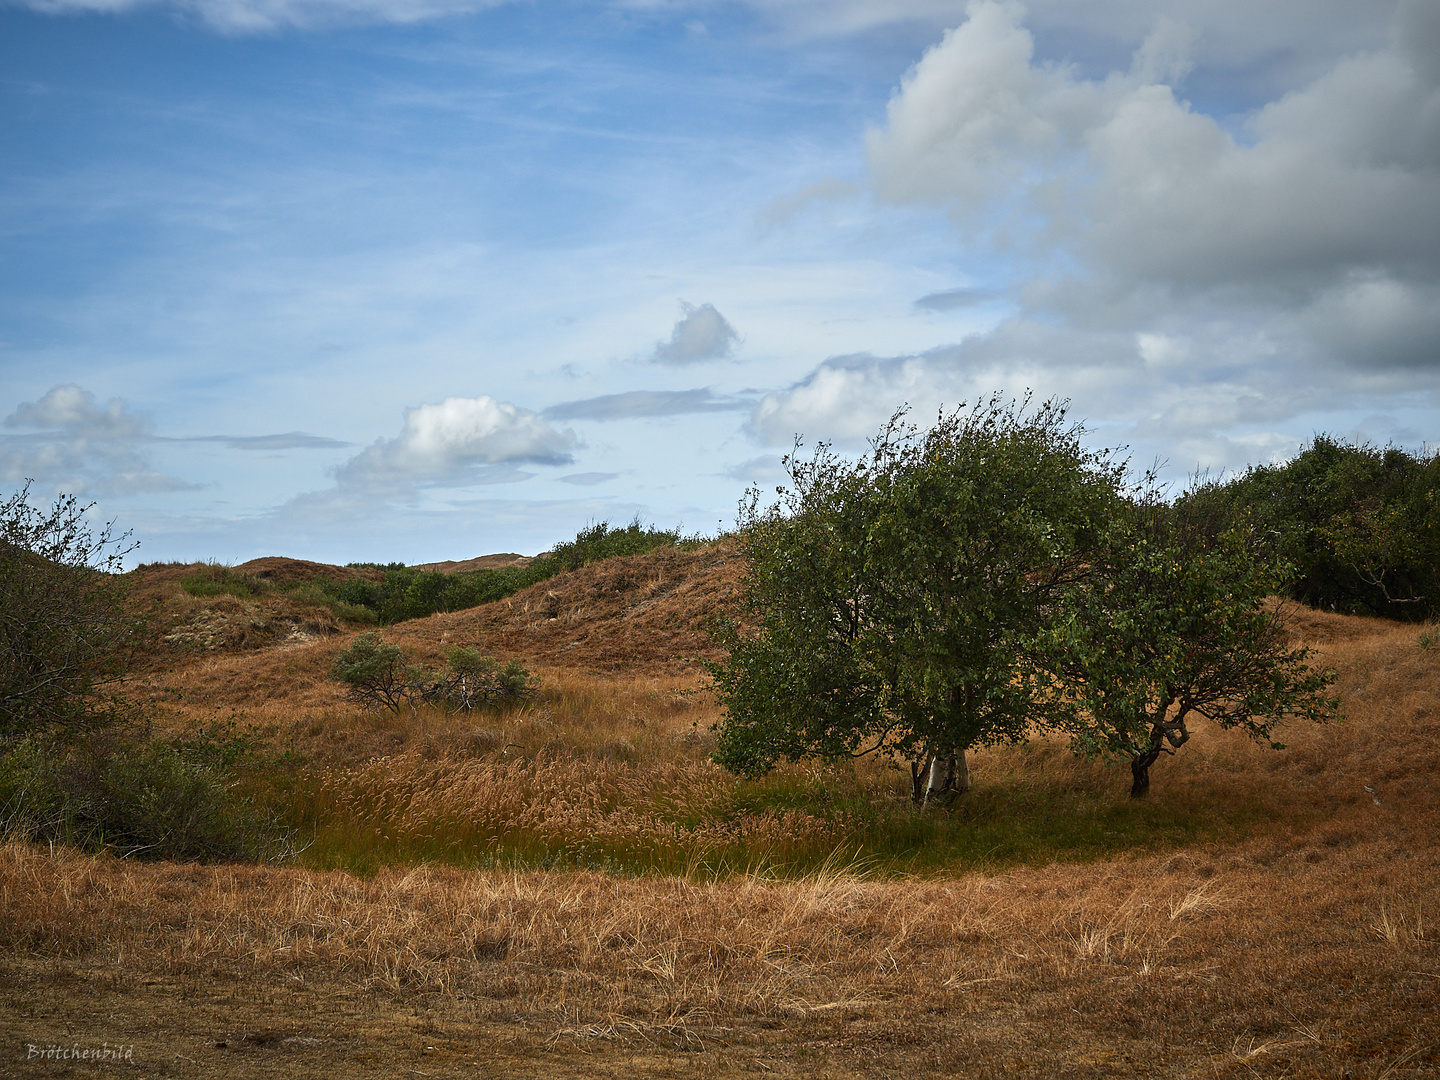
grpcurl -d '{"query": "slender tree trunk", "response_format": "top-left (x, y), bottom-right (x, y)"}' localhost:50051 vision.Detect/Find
top-left (952, 748), bottom-right (971, 796)
top-left (1130, 726), bottom-right (1165, 798)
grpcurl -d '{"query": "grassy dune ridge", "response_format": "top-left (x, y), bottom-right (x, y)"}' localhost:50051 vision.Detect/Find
top-left (2, 543), bottom-right (1437, 1076)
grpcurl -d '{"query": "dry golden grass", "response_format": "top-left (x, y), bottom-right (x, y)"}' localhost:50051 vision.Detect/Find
top-left (2, 812), bottom-right (1435, 1076)
top-left (5, 553), bottom-right (1439, 1076)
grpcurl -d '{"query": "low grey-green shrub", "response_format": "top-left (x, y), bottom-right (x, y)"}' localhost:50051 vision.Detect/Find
top-left (0, 727), bottom-right (285, 862)
top-left (424, 647), bottom-right (538, 712)
top-left (331, 635), bottom-right (536, 714)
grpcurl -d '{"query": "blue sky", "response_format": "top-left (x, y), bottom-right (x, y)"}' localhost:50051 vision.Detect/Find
top-left (2, 0), bottom-right (1437, 565)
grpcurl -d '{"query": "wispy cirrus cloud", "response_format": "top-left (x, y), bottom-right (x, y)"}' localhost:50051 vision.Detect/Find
top-left (557, 471), bottom-right (619, 486)
top-left (11, 0), bottom-right (513, 33)
top-left (913, 287), bottom-right (992, 312)
top-left (189, 432), bottom-right (352, 450)
top-left (545, 388), bottom-right (754, 421)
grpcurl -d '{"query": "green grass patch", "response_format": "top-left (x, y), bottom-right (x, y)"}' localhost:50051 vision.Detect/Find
top-left (267, 748), bottom-right (1279, 880)
top-left (179, 565), bottom-right (265, 600)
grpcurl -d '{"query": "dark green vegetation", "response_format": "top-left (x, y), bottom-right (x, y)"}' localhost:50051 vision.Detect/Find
top-left (179, 518), bottom-right (697, 626)
top-left (1182, 434), bottom-right (1440, 620)
top-left (0, 722), bottom-right (290, 862)
top-left (709, 398), bottom-right (1339, 802)
top-left (328, 517), bottom-right (696, 624)
top-left (316, 560), bottom-right (555, 624)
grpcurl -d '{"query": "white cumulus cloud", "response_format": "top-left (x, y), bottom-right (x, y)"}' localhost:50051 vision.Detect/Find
top-left (5, 384), bottom-right (153, 440)
top-left (1, 384), bottom-right (194, 496)
top-left (334, 395), bottom-right (577, 496)
top-left (867, 0), bottom-right (1440, 343)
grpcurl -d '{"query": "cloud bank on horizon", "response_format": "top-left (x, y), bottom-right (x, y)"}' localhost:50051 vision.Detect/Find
top-left (0, 0), bottom-right (1435, 563)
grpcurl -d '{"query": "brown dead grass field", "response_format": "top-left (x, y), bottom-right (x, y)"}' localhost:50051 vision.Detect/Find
top-left (3, 550), bottom-right (1439, 1078)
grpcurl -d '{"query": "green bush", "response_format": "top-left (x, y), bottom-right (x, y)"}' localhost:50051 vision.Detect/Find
top-left (307, 519), bottom-right (697, 625)
top-left (549, 517), bottom-right (684, 572)
top-left (0, 726), bottom-right (282, 862)
top-left (1178, 436), bottom-right (1440, 620)
top-left (1, 483), bottom-right (141, 744)
top-left (330, 632), bottom-right (415, 713)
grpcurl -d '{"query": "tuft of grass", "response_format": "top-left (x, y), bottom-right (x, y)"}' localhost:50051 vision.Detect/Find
top-left (1417, 621), bottom-right (1439, 651)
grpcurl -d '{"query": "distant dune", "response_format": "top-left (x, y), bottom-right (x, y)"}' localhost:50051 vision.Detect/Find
top-left (409, 553), bottom-right (534, 574)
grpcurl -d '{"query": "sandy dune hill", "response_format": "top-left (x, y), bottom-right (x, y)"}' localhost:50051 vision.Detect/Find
top-left (393, 542), bottom-right (742, 676)
top-left (126, 542), bottom-right (740, 711)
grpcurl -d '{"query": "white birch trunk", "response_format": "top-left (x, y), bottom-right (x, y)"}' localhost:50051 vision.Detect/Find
top-left (918, 748), bottom-right (972, 806)
top-left (922, 752), bottom-right (948, 806)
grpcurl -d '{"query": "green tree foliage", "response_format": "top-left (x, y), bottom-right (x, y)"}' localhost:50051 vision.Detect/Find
top-left (709, 397), bottom-right (1127, 804)
top-left (330, 634), bottom-right (536, 714)
top-left (0, 483), bottom-right (141, 744)
top-left (1038, 503), bottom-right (1339, 796)
top-left (1180, 436), bottom-right (1440, 620)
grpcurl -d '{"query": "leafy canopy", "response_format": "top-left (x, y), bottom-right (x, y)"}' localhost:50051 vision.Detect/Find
top-left (1180, 435), bottom-right (1440, 620)
top-left (709, 396), bottom-right (1127, 778)
top-left (1036, 500), bottom-right (1339, 796)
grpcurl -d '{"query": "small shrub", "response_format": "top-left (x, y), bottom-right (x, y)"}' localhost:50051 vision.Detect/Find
top-left (422, 648), bottom-right (537, 713)
top-left (330, 633), bottom-right (416, 714)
